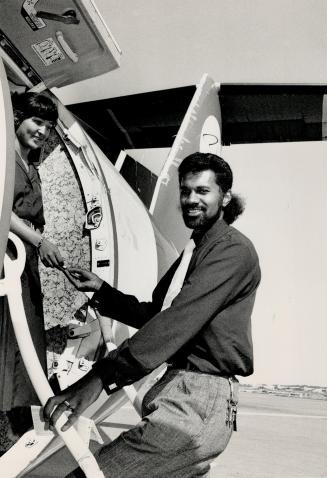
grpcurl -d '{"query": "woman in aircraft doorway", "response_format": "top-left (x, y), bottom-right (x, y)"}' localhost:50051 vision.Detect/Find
top-left (0, 92), bottom-right (64, 448)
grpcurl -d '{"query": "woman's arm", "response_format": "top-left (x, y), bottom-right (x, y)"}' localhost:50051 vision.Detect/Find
top-left (10, 211), bottom-right (42, 246)
top-left (10, 212), bottom-right (65, 268)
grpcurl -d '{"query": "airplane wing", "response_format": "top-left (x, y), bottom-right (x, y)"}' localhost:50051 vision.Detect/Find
top-left (219, 84), bottom-right (327, 145)
top-left (68, 83), bottom-right (327, 161)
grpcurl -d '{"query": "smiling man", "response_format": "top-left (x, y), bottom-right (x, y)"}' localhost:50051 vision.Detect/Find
top-left (180, 164), bottom-right (231, 229)
top-left (44, 152), bottom-right (261, 478)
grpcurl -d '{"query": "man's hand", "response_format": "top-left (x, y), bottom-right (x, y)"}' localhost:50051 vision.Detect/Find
top-left (62, 268), bottom-right (104, 292)
top-left (39, 238), bottom-right (64, 268)
top-left (43, 370), bottom-right (103, 432)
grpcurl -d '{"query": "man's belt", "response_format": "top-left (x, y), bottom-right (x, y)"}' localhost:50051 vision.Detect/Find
top-left (167, 360), bottom-right (233, 379)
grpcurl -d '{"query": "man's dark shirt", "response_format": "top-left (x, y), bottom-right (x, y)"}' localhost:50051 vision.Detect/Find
top-left (92, 218), bottom-right (261, 389)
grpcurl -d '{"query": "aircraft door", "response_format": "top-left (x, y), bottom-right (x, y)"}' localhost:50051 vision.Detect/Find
top-left (0, 58), bottom-right (15, 274)
top-left (0, 0), bottom-right (121, 89)
top-left (37, 102), bottom-right (116, 388)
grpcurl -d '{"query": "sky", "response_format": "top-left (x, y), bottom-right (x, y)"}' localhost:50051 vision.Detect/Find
top-left (54, 1), bottom-right (327, 386)
top-left (57, 0), bottom-right (327, 104)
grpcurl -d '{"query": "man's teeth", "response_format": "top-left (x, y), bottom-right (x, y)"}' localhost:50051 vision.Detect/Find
top-left (187, 208), bottom-right (203, 214)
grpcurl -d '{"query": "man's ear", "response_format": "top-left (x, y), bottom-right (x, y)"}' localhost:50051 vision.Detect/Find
top-left (222, 190), bottom-right (232, 207)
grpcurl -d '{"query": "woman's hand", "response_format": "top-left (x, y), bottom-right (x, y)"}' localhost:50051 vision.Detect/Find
top-left (38, 238), bottom-right (64, 268)
top-left (63, 268), bottom-right (104, 292)
top-left (43, 370), bottom-right (103, 432)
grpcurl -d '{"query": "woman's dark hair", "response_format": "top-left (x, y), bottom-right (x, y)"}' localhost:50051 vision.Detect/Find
top-left (178, 152), bottom-right (244, 224)
top-left (11, 92), bottom-right (58, 131)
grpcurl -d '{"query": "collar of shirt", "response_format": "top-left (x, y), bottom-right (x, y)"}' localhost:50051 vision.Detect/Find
top-left (191, 218), bottom-right (229, 249)
top-left (15, 154), bottom-right (40, 184)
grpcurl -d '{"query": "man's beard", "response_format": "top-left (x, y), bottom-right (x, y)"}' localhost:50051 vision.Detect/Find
top-left (182, 206), bottom-right (222, 230)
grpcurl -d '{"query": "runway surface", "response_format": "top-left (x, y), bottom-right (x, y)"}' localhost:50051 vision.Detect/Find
top-left (213, 392), bottom-right (327, 478)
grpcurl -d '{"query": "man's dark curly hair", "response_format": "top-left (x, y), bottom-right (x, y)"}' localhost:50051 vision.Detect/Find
top-left (11, 92), bottom-right (58, 131)
top-left (178, 152), bottom-right (245, 224)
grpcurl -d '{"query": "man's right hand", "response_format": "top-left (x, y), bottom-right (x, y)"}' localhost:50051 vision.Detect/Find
top-left (63, 268), bottom-right (104, 292)
top-left (43, 370), bottom-right (103, 432)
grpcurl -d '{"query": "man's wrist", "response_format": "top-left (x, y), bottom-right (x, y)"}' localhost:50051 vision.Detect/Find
top-left (92, 359), bottom-right (119, 396)
top-left (102, 381), bottom-right (119, 395)
top-left (94, 277), bottom-right (104, 291)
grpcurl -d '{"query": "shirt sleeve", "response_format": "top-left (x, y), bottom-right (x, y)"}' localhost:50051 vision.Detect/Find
top-left (90, 282), bottom-right (158, 329)
top-left (93, 237), bottom-right (260, 389)
top-left (90, 257), bottom-right (180, 329)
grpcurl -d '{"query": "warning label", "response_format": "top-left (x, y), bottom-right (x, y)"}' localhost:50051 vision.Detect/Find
top-left (31, 38), bottom-right (65, 66)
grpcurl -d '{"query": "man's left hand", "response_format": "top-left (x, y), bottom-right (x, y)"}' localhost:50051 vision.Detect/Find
top-left (43, 370), bottom-right (103, 432)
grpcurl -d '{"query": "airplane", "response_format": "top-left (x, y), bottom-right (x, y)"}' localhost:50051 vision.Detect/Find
top-left (0, 1), bottom-right (223, 476)
top-left (1, 1), bottom-right (327, 477)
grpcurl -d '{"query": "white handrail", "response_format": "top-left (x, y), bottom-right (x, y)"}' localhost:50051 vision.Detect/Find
top-left (95, 310), bottom-right (142, 415)
top-left (0, 233), bottom-right (105, 478)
